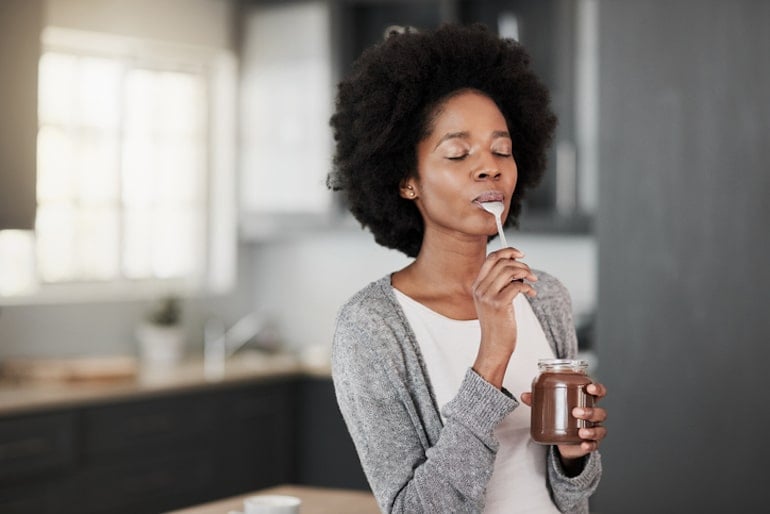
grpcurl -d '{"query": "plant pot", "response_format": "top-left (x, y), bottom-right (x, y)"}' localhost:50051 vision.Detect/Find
top-left (136, 323), bottom-right (185, 367)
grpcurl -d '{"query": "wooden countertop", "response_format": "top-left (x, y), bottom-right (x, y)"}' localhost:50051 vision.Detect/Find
top-left (166, 484), bottom-right (379, 514)
top-left (0, 352), bottom-right (331, 417)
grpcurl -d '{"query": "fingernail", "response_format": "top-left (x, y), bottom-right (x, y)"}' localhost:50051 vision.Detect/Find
top-left (573, 408), bottom-right (585, 417)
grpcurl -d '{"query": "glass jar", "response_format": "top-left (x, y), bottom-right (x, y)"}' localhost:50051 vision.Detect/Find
top-left (530, 358), bottom-right (594, 444)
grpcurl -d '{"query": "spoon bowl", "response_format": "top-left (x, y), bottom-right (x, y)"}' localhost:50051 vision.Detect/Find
top-left (480, 201), bottom-right (508, 248)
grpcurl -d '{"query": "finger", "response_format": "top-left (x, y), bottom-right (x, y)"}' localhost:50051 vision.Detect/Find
top-left (557, 444), bottom-right (590, 460)
top-left (520, 392), bottom-right (532, 406)
top-left (481, 258), bottom-right (537, 293)
top-left (490, 257), bottom-right (538, 282)
top-left (579, 426), bottom-right (607, 442)
top-left (476, 248), bottom-right (532, 285)
top-left (487, 275), bottom-right (537, 301)
top-left (474, 267), bottom-right (538, 304)
top-left (580, 440), bottom-right (600, 452)
top-left (587, 382), bottom-right (607, 398)
top-left (573, 407), bottom-right (608, 424)
top-left (519, 282), bottom-right (538, 298)
top-left (488, 246), bottom-right (526, 260)
top-left (488, 261), bottom-right (538, 292)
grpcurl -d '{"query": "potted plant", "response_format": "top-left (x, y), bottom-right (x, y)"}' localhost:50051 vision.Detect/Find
top-left (136, 295), bottom-right (185, 367)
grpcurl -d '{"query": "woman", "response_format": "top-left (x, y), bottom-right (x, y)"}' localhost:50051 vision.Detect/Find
top-left (327, 24), bottom-right (606, 513)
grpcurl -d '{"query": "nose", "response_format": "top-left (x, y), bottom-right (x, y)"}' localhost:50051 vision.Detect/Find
top-left (473, 162), bottom-right (502, 180)
top-left (473, 151), bottom-right (503, 181)
top-left (473, 166), bottom-right (502, 181)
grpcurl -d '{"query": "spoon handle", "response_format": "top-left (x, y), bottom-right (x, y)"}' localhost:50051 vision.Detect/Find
top-left (494, 215), bottom-right (508, 248)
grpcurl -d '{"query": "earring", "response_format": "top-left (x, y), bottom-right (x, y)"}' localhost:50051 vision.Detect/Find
top-left (409, 191), bottom-right (415, 197)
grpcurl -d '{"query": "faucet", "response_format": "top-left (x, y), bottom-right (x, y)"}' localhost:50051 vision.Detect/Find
top-left (203, 312), bottom-right (264, 380)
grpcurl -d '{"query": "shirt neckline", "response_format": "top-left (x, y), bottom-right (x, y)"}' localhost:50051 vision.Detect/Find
top-left (392, 287), bottom-right (480, 325)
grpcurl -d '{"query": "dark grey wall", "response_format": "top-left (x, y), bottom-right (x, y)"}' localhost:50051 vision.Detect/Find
top-left (595, 1), bottom-right (770, 512)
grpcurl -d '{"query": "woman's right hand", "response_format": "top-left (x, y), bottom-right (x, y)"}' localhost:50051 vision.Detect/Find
top-left (471, 247), bottom-right (537, 388)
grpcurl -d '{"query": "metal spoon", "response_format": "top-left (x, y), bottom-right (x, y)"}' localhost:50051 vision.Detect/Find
top-left (480, 201), bottom-right (508, 248)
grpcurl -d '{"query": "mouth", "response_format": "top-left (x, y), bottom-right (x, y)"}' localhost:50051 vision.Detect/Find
top-left (473, 191), bottom-right (505, 205)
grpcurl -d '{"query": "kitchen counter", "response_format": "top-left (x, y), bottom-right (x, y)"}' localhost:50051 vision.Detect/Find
top-left (0, 354), bottom-right (368, 514)
top-left (0, 352), bottom-right (330, 417)
top-left (167, 484), bottom-right (379, 514)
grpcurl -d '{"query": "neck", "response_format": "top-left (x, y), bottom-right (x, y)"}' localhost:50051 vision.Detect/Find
top-left (404, 230), bottom-right (490, 295)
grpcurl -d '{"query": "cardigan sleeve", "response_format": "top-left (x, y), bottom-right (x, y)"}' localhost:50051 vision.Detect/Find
top-left (531, 271), bottom-right (603, 513)
top-left (547, 447), bottom-right (602, 513)
top-left (331, 300), bottom-right (517, 513)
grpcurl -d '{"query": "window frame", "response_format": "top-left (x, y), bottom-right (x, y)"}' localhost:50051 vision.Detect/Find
top-left (0, 27), bottom-right (236, 305)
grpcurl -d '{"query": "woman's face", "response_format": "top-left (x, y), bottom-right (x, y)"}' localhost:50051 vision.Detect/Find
top-left (402, 90), bottom-right (517, 243)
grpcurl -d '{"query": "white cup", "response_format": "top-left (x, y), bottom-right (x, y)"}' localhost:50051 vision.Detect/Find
top-left (229, 494), bottom-right (301, 514)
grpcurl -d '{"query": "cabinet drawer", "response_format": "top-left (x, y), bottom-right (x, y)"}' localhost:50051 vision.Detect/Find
top-left (0, 483), bottom-right (51, 514)
top-left (0, 412), bottom-right (76, 482)
top-left (218, 380), bottom-right (294, 422)
top-left (214, 382), bottom-right (296, 488)
top-left (64, 452), bottom-right (217, 514)
top-left (82, 393), bottom-right (215, 457)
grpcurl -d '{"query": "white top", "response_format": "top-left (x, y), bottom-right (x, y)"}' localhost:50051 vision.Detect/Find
top-left (394, 289), bottom-right (560, 514)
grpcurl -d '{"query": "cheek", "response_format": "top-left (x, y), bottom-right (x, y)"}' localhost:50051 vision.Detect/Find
top-left (415, 176), bottom-right (466, 219)
top-left (424, 173), bottom-right (465, 204)
top-left (508, 160), bottom-right (519, 190)
top-left (415, 161), bottom-right (458, 196)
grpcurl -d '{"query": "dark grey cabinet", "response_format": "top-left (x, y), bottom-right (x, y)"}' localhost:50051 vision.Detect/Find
top-left (0, 378), bottom-right (296, 514)
top-left (295, 376), bottom-right (368, 491)
top-left (0, 375), bottom-right (370, 514)
top-left (0, 412), bottom-right (77, 513)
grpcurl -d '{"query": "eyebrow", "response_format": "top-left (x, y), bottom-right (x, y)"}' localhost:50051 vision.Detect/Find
top-left (433, 130), bottom-right (512, 150)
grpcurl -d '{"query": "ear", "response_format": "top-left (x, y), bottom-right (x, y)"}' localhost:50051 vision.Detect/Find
top-left (399, 177), bottom-right (419, 200)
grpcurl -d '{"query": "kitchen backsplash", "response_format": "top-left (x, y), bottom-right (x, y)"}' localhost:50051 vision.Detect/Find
top-left (249, 229), bottom-right (597, 352)
top-left (0, 230), bottom-right (595, 360)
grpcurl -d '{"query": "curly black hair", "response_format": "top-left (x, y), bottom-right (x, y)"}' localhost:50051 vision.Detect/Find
top-left (328, 23), bottom-right (556, 258)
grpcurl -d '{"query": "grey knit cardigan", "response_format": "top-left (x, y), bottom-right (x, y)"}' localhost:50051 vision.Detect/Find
top-left (331, 272), bottom-right (602, 513)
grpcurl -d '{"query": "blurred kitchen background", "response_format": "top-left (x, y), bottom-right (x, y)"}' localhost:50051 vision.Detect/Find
top-left (0, 0), bottom-right (767, 513)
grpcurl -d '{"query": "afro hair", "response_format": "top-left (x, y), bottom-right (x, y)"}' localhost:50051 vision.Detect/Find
top-left (328, 23), bottom-right (557, 258)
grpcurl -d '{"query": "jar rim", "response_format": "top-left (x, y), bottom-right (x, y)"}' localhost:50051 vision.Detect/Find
top-left (537, 358), bottom-right (588, 369)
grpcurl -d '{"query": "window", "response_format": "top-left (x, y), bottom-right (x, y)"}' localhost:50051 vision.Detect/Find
top-left (0, 28), bottom-right (236, 302)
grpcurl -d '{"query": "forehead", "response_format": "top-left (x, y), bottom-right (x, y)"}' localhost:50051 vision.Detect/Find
top-left (425, 90), bottom-right (508, 137)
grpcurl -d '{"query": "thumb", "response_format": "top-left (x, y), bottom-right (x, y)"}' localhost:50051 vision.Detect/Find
top-left (520, 391), bottom-right (532, 407)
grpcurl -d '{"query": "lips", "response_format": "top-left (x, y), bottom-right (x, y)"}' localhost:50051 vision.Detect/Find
top-left (473, 191), bottom-right (505, 204)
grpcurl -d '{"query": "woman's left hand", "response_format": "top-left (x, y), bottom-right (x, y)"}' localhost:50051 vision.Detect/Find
top-left (520, 382), bottom-right (608, 460)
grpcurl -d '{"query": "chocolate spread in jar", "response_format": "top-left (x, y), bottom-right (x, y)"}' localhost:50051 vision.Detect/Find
top-left (530, 359), bottom-right (594, 444)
